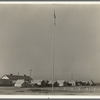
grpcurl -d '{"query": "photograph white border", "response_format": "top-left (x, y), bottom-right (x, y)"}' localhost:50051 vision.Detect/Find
top-left (0, 1), bottom-right (100, 98)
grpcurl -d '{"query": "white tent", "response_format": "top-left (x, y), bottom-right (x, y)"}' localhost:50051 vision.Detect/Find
top-left (69, 81), bottom-right (76, 86)
top-left (48, 80), bottom-right (52, 85)
top-left (31, 79), bottom-right (43, 86)
top-left (15, 79), bottom-right (24, 87)
top-left (57, 80), bottom-right (65, 86)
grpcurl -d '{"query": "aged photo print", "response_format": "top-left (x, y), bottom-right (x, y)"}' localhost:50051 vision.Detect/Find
top-left (0, 3), bottom-right (99, 95)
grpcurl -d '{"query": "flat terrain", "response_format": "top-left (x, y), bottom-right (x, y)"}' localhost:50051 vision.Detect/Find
top-left (0, 86), bottom-right (100, 95)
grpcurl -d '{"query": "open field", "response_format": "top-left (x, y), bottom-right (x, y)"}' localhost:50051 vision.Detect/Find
top-left (0, 86), bottom-right (100, 95)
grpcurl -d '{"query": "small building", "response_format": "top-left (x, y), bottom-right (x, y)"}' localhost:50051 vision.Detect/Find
top-left (15, 79), bottom-right (24, 87)
top-left (81, 81), bottom-right (90, 86)
top-left (31, 79), bottom-right (43, 87)
top-left (68, 81), bottom-right (76, 86)
top-left (0, 79), bottom-right (14, 86)
top-left (1, 74), bottom-right (32, 84)
top-left (57, 80), bottom-right (65, 87)
top-left (54, 81), bottom-right (59, 87)
top-left (15, 79), bottom-right (32, 87)
top-left (63, 81), bottom-right (67, 86)
top-left (47, 80), bottom-right (52, 87)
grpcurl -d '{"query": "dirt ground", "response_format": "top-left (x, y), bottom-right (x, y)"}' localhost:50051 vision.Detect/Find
top-left (0, 86), bottom-right (100, 95)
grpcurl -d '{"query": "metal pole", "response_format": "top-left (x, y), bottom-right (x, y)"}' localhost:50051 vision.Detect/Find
top-left (52, 6), bottom-right (56, 92)
top-left (18, 72), bottom-right (19, 76)
top-left (30, 69), bottom-right (32, 77)
top-left (71, 74), bottom-right (73, 81)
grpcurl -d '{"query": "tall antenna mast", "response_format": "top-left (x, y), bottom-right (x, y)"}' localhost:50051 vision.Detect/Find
top-left (30, 69), bottom-right (32, 77)
top-left (18, 72), bottom-right (19, 76)
top-left (52, 4), bottom-right (56, 92)
top-left (71, 74), bottom-right (73, 81)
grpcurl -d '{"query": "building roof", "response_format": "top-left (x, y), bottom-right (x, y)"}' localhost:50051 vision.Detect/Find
top-left (1, 74), bottom-right (32, 81)
top-left (48, 80), bottom-right (52, 84)
top-left (69, 81), bottom-right (75, 83)
top-left (57, 80), bottom-right (65, 83)
top-left (32, 79), bottom-right (43, 84)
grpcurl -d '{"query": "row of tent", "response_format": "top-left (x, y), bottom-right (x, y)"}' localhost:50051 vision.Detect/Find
top-left (31, 80), bottom-right (96, 87)
top-left (0, 74), bottom-right (97, 87)
top-left (0, 79), bottom-right (96, 87)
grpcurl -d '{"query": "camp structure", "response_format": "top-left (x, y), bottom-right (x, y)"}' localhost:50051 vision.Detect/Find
top-left (1, 74), bottom-right (32, 84)
top-left (47, 80), bottom-right (52, 87)
top-left (0, 79), bottom-right (14, 86)
top-left (15, 79), bottom-right (32, 87)
top-left (80, 81), bottom-right (91, 86)
top-left (53, 81), bottom-right (59, 87)
top-left (31, 79), bottom-right (43, 87)
top-left (57, 80), bottom-right (65, 87)
top-left (15, 79), bottom-right (24, 87)
top-left (68, 81), bottom-right (76, 86)
top-left (41, 80), bottom-right (52, 87)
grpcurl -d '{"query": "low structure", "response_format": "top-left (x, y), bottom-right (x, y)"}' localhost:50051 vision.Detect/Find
top-left (15, 79), bottom-right (24, 87)
top-left (0, 79), bottom-right (13, 86)
top-left (54, 81), bottom-right (59, 87)
top-left (68, 81), bottom-right (76, 86)
top-left (15, 79), bottom-right (32, 87)
top-left (57, 80), bottom-right (65, 87)
top-left (32, 79), bottom-right (43, 87)
top-left (81, 81), bottom-right (90, 86)
top-left (47, 80), bottom-right (52, 87)
top-left (1, 74), bottom-right (32, 84)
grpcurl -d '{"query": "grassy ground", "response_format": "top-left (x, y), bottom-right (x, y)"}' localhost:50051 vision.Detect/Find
top-left (0, 86), bottom-right (100, 95)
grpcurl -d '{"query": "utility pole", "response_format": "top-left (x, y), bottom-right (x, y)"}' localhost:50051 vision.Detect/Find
top-left (52, 4), bottom-right (56, 92)
top-left (30, 69), bottom-right (32, 78)
top-left (71, 74), bottom-right (73, 81)
top-left (18, 72), bottom-right (19, 76)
